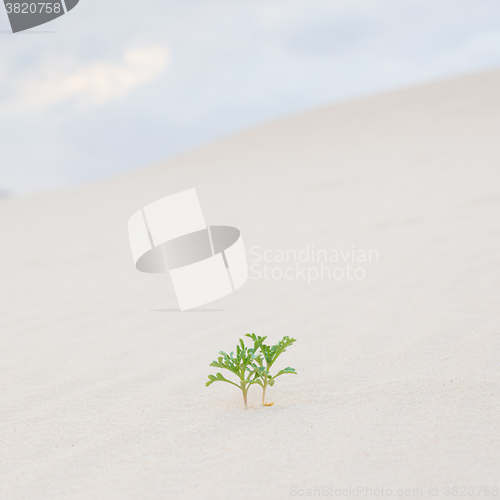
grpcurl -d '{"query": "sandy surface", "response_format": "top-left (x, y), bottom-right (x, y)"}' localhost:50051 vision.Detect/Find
top-left (1, 70), bottom-right (500, 499)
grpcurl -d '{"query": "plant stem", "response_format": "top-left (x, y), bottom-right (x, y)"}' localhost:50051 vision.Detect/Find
top-left (261, 363), bottom-right (270, 405)
top-left (241, 379), bottom-right (248, 409)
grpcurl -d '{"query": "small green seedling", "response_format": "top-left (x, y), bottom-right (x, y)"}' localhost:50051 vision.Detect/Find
top-left (245, 333), bottom-right (297, 406)
top-left (207, 334), bottom-right (297, 408)
top-left (206, 338), bottom-right (261, 408)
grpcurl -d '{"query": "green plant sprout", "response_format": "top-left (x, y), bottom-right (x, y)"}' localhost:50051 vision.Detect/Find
top-left (245, 333), bottom-right (297, 406)
top-left (206, 334), bottom-right (297, 408)
top-left (205, 338), bottom-right (261, 408)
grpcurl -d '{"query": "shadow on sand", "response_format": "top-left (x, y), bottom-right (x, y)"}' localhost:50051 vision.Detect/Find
top-left (150, 308), bottom-right (225, 313)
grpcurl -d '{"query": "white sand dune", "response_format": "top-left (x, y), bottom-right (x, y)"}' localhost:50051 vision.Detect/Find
top-left (1, 69), bottom-right (500, 499)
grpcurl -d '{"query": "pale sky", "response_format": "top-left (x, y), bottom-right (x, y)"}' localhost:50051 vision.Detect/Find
top-left (1, 0), bottom-right (500, 193)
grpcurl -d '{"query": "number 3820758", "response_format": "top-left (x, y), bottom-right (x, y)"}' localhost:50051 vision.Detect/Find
top-left (5, 3), bottom-right (62, 14)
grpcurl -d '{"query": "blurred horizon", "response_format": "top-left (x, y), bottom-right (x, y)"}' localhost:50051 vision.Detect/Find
top-left (1, 0), bottom-right (500, 195)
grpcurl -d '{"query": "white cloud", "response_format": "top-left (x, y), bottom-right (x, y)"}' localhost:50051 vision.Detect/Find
top-left (1, 45), bottom-right (169, 113)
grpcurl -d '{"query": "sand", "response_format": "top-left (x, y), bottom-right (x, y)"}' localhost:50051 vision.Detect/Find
top-left (1, 69), bottom-right (500, 499)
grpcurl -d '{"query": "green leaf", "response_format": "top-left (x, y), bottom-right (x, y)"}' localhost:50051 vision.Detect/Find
top-left (275, 367), bottom-right (297, 378)
top-left (206, 334), bottom-right (297, 408)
